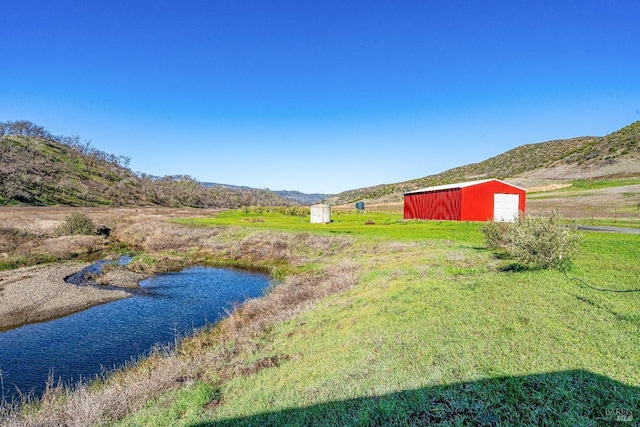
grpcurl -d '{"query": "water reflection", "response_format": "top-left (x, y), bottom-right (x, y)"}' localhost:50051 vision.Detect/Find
top-left (0, 266), bottom-right (269, 402)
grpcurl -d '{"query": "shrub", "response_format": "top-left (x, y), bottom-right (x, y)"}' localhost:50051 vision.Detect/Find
top-left (482, 211), bottom-right (581, 270)
top-left (481, 221), bottom-right (511, 250)
top-left (55, 212), bottom-right (96, 236)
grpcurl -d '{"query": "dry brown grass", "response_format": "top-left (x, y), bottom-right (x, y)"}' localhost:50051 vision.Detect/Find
top-left (226, 232), bottom-right (352, 267)
top-left (0, 207), bottom-right (225, 269)
top-left (0, 229), bottom-right (22, 254)
top-left (0, 207), bottom-right (223, 236)
top-left (111, 218), bottom-right (221, 253)
top-left (2, 350), bottom-right (198, 427)
top-left (527, 183), bottom-right (640, 221)
top-left (27, 236), bottom-right (107, 258)
top-left (0, 207), bottom-right (361, 427)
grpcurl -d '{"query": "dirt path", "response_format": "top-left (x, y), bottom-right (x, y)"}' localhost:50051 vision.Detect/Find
top-left (577, 225), bottom-right (640, 234)
top-left (0, 262), bottom-right (142, 331)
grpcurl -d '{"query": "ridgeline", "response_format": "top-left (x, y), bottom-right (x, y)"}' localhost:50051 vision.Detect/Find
top-left (329, 121), bottom-right (640, 204)
top-left (2, 120), bottom-right (639, 208)
top-left (0, 121), bottom-right (289, 208)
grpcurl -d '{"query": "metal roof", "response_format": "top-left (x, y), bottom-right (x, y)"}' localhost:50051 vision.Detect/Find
top-left (404, 179), bottom-right (527, 195)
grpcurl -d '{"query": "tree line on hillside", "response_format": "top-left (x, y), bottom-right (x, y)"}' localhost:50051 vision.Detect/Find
top-left (0, 120), bottom-right (289, 208)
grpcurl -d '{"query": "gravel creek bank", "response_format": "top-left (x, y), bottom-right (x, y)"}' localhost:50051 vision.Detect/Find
top-left (0, 262), bottom-right (146, 331)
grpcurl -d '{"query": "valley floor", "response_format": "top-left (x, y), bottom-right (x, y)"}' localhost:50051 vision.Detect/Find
top-left (1, 207), bottom-right (639, 426)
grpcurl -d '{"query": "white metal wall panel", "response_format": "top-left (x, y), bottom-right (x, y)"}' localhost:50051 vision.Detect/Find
top-left (493, 193), bottom-right (519, 222)
top-left (310, 205), bottom-right (331, 223)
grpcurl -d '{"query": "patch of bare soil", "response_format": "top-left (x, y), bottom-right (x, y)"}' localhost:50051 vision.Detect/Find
top-left (517, 157), bottom-right (640, 181)
top-left (526, 184), bottom-right (640, 220)
top-left (526, 183), bottom-right (573, 192)
top-left (0, 263), bottom-right (131, 331)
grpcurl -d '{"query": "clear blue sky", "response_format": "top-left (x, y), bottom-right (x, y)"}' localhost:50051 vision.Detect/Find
top-left (1, 1), bottom-right (639, 194)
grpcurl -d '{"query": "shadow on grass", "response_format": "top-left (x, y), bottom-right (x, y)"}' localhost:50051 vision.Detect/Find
top-left (191, 370), bottom-right (638, 426)
top-left (498, 262), bottom-right (533, 272)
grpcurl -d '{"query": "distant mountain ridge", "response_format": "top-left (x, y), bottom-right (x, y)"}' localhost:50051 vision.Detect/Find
top-left (204, 182), bottom-right (333, 205)
top-left (328, 121), bottom-right (640, 205)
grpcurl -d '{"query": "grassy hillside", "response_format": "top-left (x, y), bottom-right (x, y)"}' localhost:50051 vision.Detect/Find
top-left (330, 121), bottom-right (640, 204)
top-left (0, 121), bottom-right (288, 208)
top-left (1, 132), bottom-right (138, 206)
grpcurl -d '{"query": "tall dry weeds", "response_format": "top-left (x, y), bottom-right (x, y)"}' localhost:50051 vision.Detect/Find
top-left (1, 347), bottom-right (199, 427)
top-left (0, 207), bottom-right (225, 269)
top-left (1, 208), bottom-right (361, 427)
top-left (193, 259), bottom-right (360, 381)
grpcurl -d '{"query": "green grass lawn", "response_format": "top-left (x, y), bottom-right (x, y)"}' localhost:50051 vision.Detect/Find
top-left (567, 177), bottom-right (640, 192)
top-left (526, 177), bottom-right (640, 196)
top-left (174, 210), bottom-right (486, 244)
top-left (121, 211), bottom-right (640, 426)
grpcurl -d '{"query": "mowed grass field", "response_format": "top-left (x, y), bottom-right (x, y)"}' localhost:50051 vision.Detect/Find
top-left (112, 210), bottom-right (640, 426)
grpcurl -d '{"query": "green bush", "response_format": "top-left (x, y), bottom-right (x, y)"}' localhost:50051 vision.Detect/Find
top-left (55, 212), bottom-right (96, 236)
top-left (481, 220), bottom-right (511, 250)
top-left (482, 211), bottom-right (581, 270)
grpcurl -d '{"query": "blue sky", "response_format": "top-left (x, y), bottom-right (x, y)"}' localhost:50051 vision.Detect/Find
top-left (1, 1), bottom-right (639, 194)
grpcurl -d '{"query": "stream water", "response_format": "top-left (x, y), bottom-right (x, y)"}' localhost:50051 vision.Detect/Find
top-left (0, 265), bottom-right (269, 402)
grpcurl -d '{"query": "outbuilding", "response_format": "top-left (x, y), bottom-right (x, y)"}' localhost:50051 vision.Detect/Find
top-left (403, 179), bottom-right (526, 222)
top-left (310, 204), bottom-right (331, 224)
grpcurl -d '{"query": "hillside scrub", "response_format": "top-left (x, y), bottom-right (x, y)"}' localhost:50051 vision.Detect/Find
top-left (0, 121), bottom-right (289, 208)
top-left (329, 120), bottom-right (640, 205)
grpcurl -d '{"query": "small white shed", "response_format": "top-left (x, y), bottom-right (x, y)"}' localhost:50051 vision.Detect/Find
top-left (310, 204), bottom-right (331, 224)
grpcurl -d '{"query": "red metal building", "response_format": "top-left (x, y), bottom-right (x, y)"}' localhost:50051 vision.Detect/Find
top-left (403, 179), bottom-right (526, 222)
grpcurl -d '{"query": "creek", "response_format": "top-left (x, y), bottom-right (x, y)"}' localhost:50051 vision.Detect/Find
top-left (0, 265), bottom-right (269, 402)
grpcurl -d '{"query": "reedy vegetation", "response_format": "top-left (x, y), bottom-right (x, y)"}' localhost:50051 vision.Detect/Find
top-left (0, 210), bottom-right (358, 426)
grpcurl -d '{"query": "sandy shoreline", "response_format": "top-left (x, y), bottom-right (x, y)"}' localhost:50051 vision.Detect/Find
top-left (0, 262), bottom-right (146, 331)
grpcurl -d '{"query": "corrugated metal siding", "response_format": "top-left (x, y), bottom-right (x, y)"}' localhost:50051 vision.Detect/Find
top-left (404, 179), bottom-right (526, 222)
top-left (461, 180), bottom-right (526, 221)
top-left (403, 188), bottom-right (461, 220)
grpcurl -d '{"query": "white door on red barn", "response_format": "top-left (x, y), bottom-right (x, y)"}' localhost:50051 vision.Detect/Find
top-left (493, 193), bottom-right (519, 222)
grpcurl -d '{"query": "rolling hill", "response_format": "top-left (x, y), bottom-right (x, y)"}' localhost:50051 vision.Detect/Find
top-left (2, 120), bottom-right (639, 208)
top-left (0, 121), bottom-right (289, 208)
top-left (328, 121), bottom-right (640, 204)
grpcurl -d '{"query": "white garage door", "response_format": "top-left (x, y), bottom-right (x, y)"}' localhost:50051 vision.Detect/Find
top-left (493, 193), bottom-right (519, 222)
